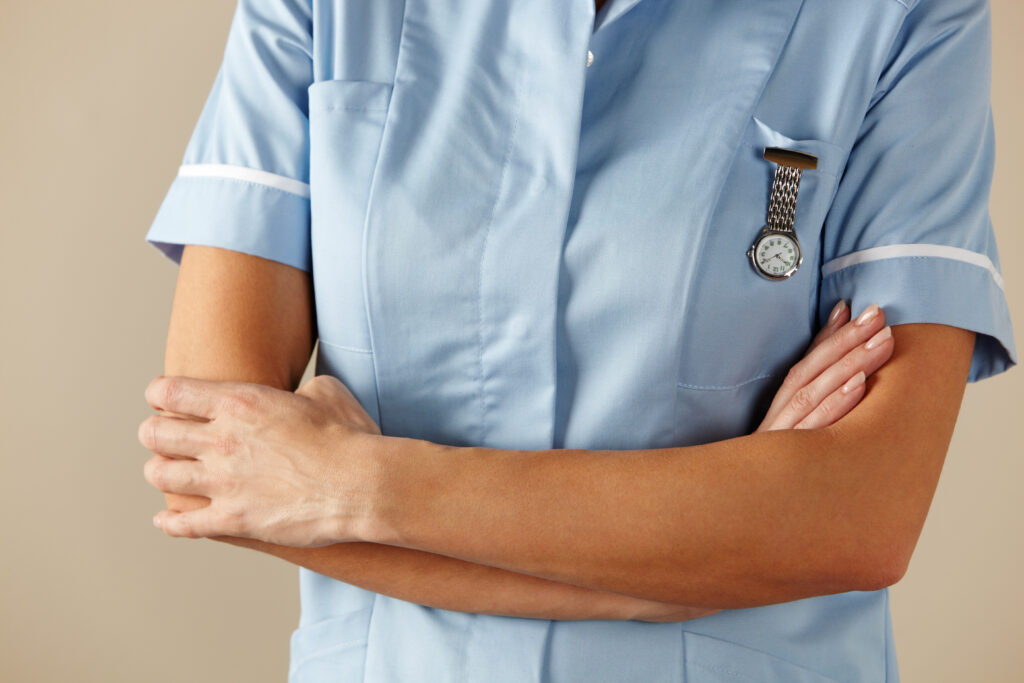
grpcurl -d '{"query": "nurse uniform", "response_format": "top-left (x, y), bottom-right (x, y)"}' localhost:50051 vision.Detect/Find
top-left (147, 0), bottom-right (1016, 680)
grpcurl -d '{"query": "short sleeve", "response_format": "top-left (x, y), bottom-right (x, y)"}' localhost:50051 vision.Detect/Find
top-left (145, 0), bottom-right (314, 272)
top-left (818, 0), bottom-right (1015, 381)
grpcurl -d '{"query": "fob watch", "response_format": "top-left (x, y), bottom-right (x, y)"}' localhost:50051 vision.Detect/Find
top-left (747, 147), bottom-right (818, 280)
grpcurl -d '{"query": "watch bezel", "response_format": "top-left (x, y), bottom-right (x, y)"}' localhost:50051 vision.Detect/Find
top-left (747, 229), bottom-right (803, 280)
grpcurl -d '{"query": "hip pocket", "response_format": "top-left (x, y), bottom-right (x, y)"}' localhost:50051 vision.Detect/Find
top-left (684, 631), bottom-right (840, 683)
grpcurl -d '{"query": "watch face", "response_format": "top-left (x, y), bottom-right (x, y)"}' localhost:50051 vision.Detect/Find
top-left (751, 232), bottom-right (801, 279)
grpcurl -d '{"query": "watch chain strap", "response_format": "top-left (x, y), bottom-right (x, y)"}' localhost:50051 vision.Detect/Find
top-left (765, 164), bottom-right (803, 234)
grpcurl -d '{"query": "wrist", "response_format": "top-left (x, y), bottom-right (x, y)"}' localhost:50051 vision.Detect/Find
top-left (348, 432), bottom-right (446, 546)
top-left (320, 429), bottom-right (390, 544)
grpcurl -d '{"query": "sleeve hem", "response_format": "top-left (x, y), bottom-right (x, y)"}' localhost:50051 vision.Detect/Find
top-left (821, 244), bottom-right (1004, 291)
top-left (144, 175), bottom-right (312, 272)
top-left (820, 256), bottom-right (1016, 382)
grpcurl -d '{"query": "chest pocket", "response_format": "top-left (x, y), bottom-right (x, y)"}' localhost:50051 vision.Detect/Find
top-left (308, 79), bottom-right (393, 352)
top-left (307, 79), bottom-right (393, 430)
top-left (674, 117), bottom-right (845, 445)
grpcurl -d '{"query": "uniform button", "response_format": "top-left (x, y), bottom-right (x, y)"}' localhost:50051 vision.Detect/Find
top-left (586, 50), bottom-right (594, 68)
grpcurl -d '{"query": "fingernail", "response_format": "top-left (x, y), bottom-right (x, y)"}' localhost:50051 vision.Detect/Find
top-left (841, 371), bottom-right (866, 394)
top-left (828, 300), bottom-right (848, 325)
top-left (865, 326), bottom-right (892, 350)
top-left (153, 515), bottom-right (162, 529)
top-left (855, 303), bottom-right (880, 326)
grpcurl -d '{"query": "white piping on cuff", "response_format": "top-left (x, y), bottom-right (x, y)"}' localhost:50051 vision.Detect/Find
top-left (177, 164), bottom-right (311, 199)
top-left (821, 244), bottom-right (1005, 292)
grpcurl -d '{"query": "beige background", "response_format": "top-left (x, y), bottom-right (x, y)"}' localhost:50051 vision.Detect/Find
top-left (0, 1), bottom-right (1020, 681)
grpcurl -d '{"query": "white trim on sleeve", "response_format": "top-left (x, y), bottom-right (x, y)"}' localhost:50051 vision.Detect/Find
top-left (821, 244), bottom-right (1005, 292)
top-left (177, 164), bottom-right (311, 199)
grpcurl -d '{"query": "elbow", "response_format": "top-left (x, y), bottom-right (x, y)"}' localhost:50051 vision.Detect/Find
top-left (829, 524), bottom-right (917, 593)
top-left (846, 550), bottom-right (911, 592)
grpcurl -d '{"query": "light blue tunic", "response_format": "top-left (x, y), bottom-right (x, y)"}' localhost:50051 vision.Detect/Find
top-left (146, 0), bottom-right (1016, 680)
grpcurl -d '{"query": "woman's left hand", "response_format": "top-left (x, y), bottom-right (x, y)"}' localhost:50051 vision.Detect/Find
top-left (139, 374), bottom-right (381, 547)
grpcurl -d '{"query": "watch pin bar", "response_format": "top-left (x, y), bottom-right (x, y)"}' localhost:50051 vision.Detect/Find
top-left (763, 147), bottom-right (818, 170)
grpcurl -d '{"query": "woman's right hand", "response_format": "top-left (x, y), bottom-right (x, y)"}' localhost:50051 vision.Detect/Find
top-left (757, 300), bottom-right (894, 432)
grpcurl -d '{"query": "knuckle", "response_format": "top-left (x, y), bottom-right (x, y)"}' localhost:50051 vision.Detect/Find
top-left (159, 378), bottom-right (183, 410)
top-left (180, 518), bottom-right (198, 539)
top-left (223, 506), bottom-right (247, 535)
top-left (221, 388), bottom-right (260, 416)
top-left (816, 399), bottom-right (836, 423)
top-left (791, 387), bottom-right (815, 412)
top-left (838, 352), bottom-right (860, 375)
top-left (213, 433), bottom-right (237, 456)
top-left (825, 328), bottom-right (848, 352)
top-left (181, 467), bottom-right (197, 492)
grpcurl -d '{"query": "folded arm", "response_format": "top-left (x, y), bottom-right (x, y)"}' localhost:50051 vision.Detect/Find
top-left (366, 323), bottom-right (973, 607)
top-left (147, 245), bottom-right (932, 614)
top-left (154, 245), bottom-right (710, 621)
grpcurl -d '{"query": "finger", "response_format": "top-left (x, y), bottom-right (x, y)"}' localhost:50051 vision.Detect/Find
top-left (760, 303), bottom-right (886, 428)
top-left (801, 303), bottom-right (884, 380)
top-left (807, 300), bottom-right (850, 352)
top-left (794, 372), bottom-right (866, 430)
top-left (143, 454), bottom-right (208, 496)
top-left (769, 325), bottom-right (894, 429)
top-left (145, 376), bottom-right (267, 420)
top-left (138, 414), bottom-right (211, 458)
top-left (145, 376), bottom-right (222, 418)
top-left (153, 506), bottom-right (231, 540)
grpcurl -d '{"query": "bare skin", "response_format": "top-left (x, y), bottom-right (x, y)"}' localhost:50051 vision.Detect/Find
top-left (139, 245), bottom-right (928, 620)
top-left (352, 316), bottom-right (970, 607)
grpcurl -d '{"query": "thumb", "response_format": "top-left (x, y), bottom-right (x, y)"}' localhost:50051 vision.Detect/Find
top-left (295, 374), bottom-right (354, 403)
top-left (296, 374), bottom-right (380, 435)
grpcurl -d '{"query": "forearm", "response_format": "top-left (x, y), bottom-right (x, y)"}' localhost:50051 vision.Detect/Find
top-left (216, 536), bottom-right (708, 621)
top-left (363, 325), bottom-right (973, 607)
top-left (161, 245), bottom-right (701, 622)
top-left (368, 428), bottom-right (855, 608)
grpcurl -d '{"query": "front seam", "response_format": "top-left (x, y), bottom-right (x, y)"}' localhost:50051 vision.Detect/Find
top-left (360, 594), bottom-right (376, 683)
top-left (359, 0), bottom-right (409, 438)
top-left (474, 65), bottom-right (525, 446)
